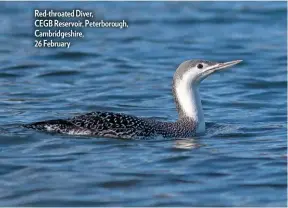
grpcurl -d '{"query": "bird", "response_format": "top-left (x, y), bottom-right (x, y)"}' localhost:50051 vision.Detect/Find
top-left (23, 59), bottom-right (242, 139)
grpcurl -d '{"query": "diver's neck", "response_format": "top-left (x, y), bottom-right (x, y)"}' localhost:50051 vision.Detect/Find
top-left (174, 83), bottom-right (205, 133)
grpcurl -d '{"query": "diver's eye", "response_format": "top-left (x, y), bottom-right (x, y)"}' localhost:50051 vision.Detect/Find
top-left (197, 63), bottom-right (203, 69)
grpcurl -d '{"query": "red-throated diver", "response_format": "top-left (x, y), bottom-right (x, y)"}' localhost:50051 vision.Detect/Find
top-left (23, 59), bottom-right (242, 139)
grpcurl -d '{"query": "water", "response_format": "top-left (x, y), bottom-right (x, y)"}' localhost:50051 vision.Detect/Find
top-left (0, 1), bottom-right (287, 206)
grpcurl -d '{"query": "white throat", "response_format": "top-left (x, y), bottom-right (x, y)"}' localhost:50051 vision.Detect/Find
top-left (175, 80), bottom-right (205, 133)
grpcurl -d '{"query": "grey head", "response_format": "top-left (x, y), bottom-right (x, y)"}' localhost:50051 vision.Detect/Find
top-left (172, 59), bottom-right (242, 121)
top-left (173, 59), bottom-right (242, 85)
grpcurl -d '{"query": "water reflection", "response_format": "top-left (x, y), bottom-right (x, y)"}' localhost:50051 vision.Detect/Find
top-left (173, 138), bottom-right (201, 150)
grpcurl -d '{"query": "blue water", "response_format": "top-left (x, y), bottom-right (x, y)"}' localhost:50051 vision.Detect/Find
top-left (0, 1), bottom-right (287, 206)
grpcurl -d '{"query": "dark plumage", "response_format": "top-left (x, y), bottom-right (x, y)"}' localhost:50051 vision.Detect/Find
top-left (24, 112), bottom-right (196, 139)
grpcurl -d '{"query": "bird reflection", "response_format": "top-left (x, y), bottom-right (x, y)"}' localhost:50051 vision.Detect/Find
top-left (173, 138), bottom-right (201, 149)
